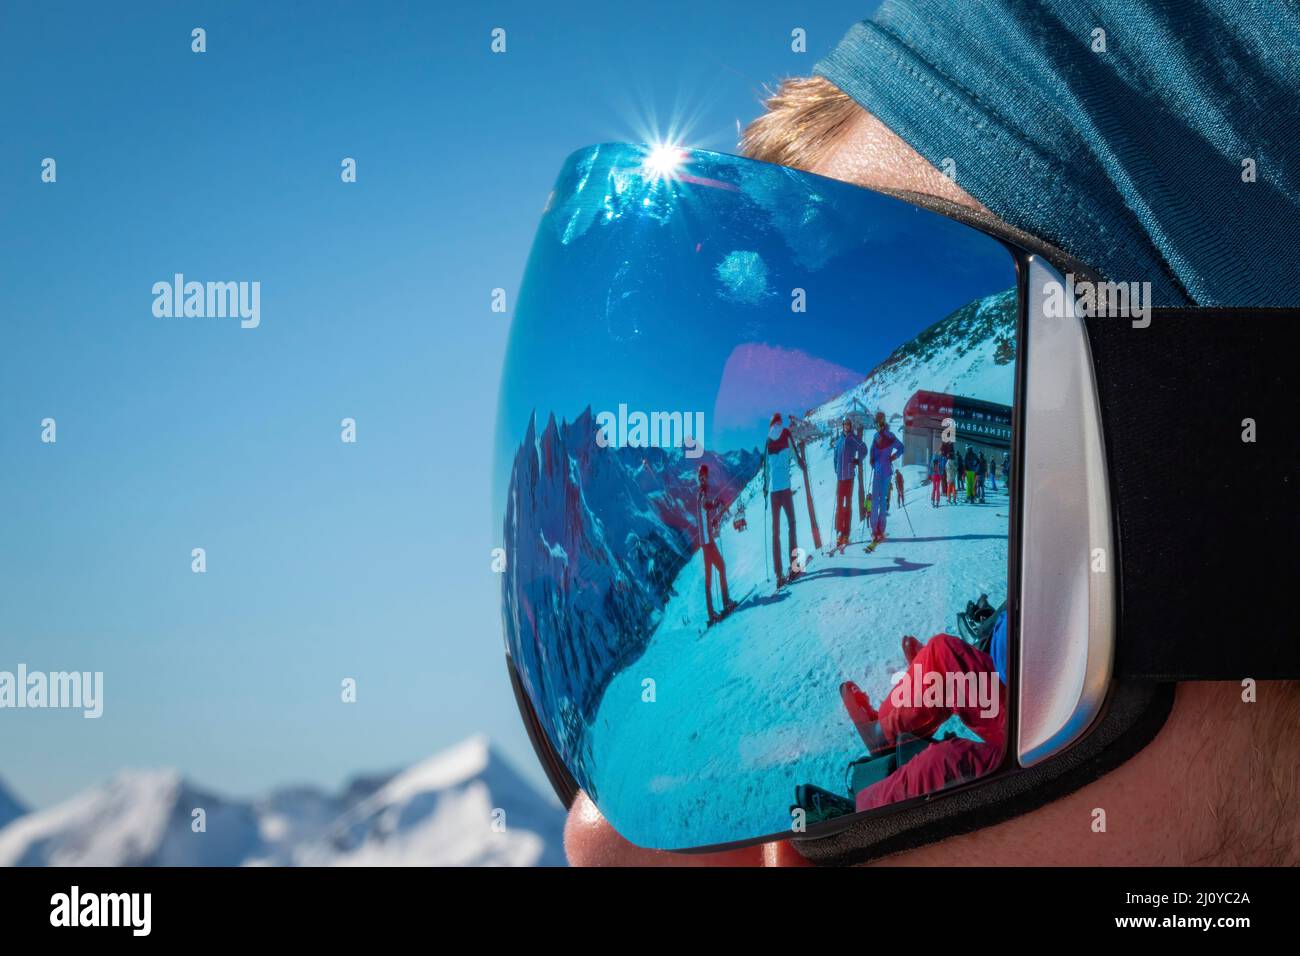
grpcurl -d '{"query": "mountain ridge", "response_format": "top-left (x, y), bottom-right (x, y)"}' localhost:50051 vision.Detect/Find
top-left (0, 736), bottom-right (564, 867)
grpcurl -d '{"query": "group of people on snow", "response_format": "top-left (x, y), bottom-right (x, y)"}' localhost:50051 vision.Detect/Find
top-left (691, 410), bottom-right (1014, 811)
top-left (693, 409), bottom-right (911, 623)
top-left (925, 446), bottom-right (1010, 507)
top-left (830, 411), bottom-right (903, 553)
top-left (693, 406), bottom-right (1015, 624)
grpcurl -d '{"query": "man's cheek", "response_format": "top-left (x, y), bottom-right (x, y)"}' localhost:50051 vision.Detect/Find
top-left (563, 792), bottom-right (774, 867)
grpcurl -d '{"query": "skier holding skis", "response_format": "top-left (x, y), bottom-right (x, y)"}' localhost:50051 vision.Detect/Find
top-left (764, 413), bottom-right (800, 588)
top-left (832, 416), bottom-right (868, 553)
top-left (868, 411), bottom-right (904, 545)
top-left (695, 464), bottom-right (736, 625)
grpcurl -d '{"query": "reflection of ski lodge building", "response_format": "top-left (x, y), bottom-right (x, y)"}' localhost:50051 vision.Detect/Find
top-left (901, 389), bottom-right (1012, 466)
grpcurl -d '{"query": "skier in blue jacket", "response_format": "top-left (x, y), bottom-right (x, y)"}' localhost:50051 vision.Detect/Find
top-left (832, 416), bottom-right (868, 552)
top-left (868, 411), bottom-right (904, 545)
top-left (764, 413), bottom-right (800, 588)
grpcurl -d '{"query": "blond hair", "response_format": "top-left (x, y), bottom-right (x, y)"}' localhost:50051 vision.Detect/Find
top-left (740, 76), bottom-right (862, 171)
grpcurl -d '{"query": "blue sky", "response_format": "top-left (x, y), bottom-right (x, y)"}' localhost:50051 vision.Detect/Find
top-left (0, 0), bottom-right (886, 807)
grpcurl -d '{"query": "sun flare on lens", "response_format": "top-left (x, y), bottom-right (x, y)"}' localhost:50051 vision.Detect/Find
top-left (641, 143), bottom-right (687, 181)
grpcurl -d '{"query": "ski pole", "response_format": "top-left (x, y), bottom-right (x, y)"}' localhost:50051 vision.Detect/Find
top-left (900, 495), bottom-right (916, 537)
top-left (762, 455), bottom-right (770, 582)
top-left (762, 492), bottom-right (770, 582)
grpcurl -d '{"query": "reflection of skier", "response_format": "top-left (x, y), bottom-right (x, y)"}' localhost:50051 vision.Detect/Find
top-left (764, 413), bottom-right (800, 588)
top-left (868, 412), bottom-right (904, 544)
top-left (841, 623), bottom-right (1007, 812)
top-left (832, 417), bottom-right (868, 552)
top-left (695, 464), bottom-right (735, 624)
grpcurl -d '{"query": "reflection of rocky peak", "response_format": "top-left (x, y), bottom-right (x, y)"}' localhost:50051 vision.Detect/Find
top-left (501, 410), bottom-right (759, 792)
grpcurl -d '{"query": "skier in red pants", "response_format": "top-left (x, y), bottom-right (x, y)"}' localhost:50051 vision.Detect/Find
top-left (929, 452), bottom-right (943, 507)
top-left (831, 417), bottom-right (868, 552)
top-left (841, 632), bottom-right (1006, 811)
top-left (695, 464), bottom-right (736, 624)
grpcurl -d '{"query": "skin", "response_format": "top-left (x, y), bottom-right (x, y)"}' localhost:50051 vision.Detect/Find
top-left (564, 109), bottom-right (1295, 866)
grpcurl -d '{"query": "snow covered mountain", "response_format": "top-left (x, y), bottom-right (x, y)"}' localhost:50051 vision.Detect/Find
top-left (297, 736), bottom-right (566, 867)
top-left (0, 736), bottom-right (564, 867)
top-left (501, 406), bottom-right (759, 792)
top-left (0, 778), bottom-right (27, 831)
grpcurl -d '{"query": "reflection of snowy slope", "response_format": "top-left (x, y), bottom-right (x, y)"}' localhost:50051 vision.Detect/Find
top-left (588, 289), bottom-right (1017, 848)
top-left (501, 408), bottom-right (758, 792)
top-left (817, 288), bottom-right (1016, 426)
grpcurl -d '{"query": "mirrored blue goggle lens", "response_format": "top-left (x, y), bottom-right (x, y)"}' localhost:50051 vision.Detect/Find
top-left (495, 144), bottom-right (1019, 850)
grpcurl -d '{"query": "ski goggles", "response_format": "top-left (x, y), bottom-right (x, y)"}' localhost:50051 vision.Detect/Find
top-left (493, 143), bottom-right (1298, 864)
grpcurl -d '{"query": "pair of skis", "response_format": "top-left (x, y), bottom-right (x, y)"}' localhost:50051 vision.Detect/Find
top-left (779, 551), bottom-right (814, 588)
top-left (765, 436), bottom-right (823, 552)
top-left (698, 585), bottom-right (758, 637)
top-left (793, 439), bottom-right (822, 550)
top-left (856, 426), bottom-right (868, 521)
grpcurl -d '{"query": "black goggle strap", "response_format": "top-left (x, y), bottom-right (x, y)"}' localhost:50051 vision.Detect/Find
top-left (1088, 307), bottom-right (1300, 680)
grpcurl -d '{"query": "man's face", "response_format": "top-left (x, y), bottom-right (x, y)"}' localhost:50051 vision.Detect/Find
top-left (560, 97), bottom-right (1258, 868)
